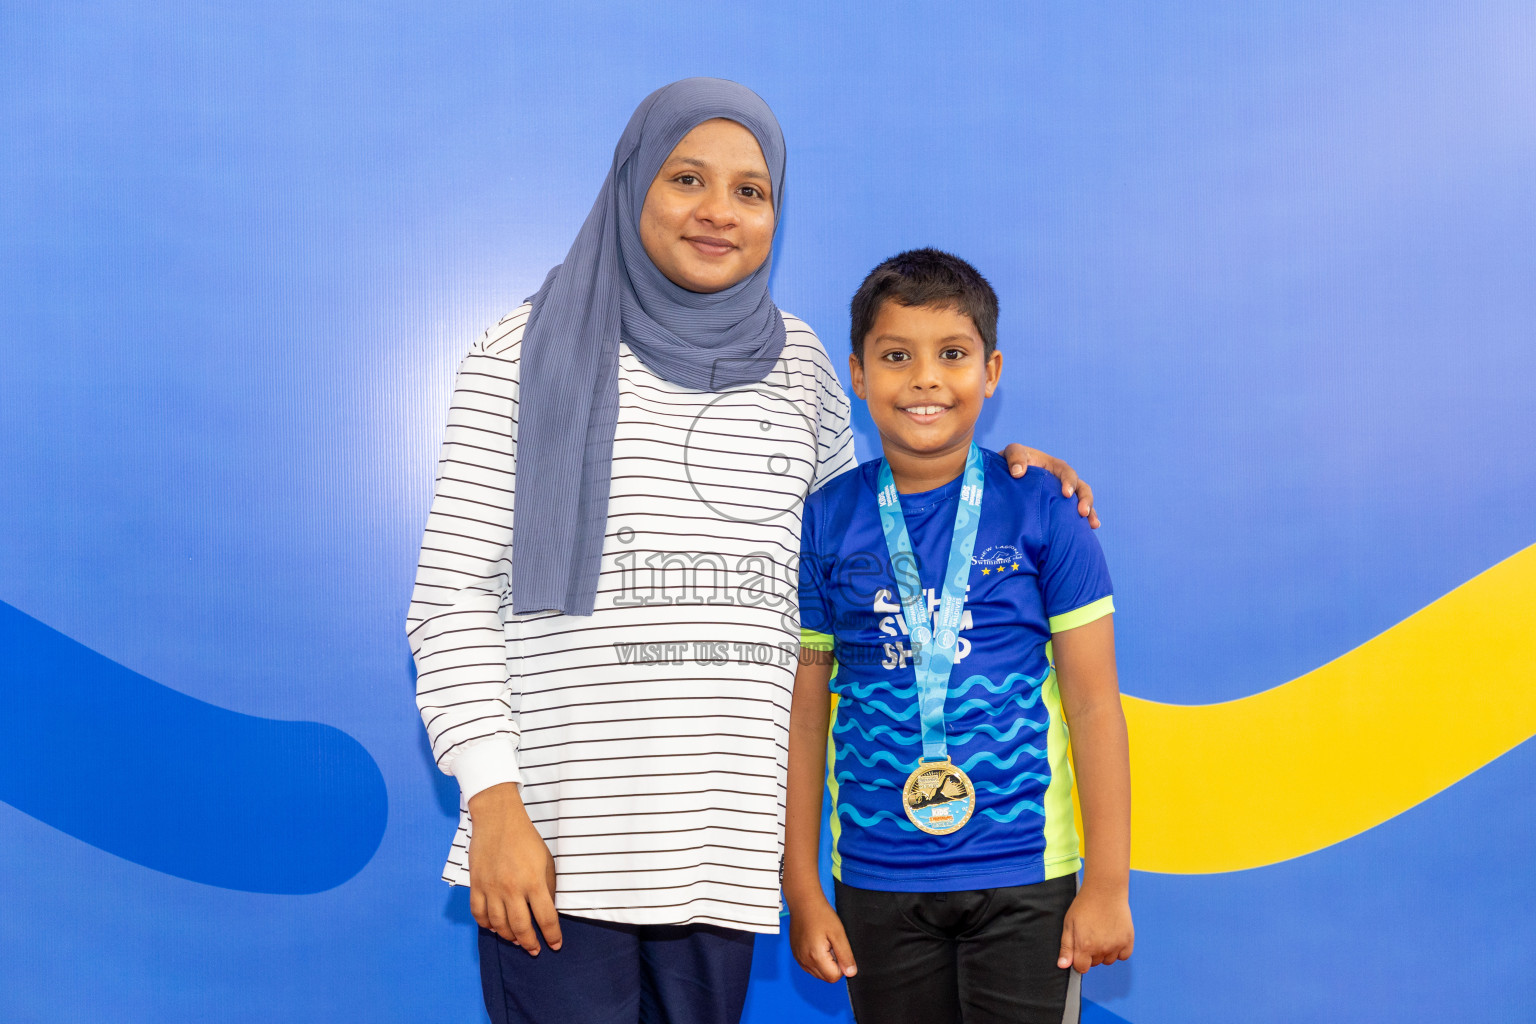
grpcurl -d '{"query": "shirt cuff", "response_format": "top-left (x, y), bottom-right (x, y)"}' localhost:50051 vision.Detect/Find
top-left (451, 734), bottom-right (522, 803)
top-left (800, 628), bottom-right (835, 652)
top-left (1048, 595), bottom-right (1115, 634)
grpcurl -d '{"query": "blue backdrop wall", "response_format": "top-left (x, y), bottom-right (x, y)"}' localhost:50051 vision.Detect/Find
top-left (3, 3), bottom-right (1534, 1022)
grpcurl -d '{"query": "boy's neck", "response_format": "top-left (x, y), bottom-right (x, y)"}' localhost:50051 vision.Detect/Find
top-left (883, 438), bottom-right (974, 494)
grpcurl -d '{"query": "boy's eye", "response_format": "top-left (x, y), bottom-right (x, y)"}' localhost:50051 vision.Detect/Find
top-left (882, 351), bottom-right (909, 363)
top-left (941, 347), bottom-right (968, 360)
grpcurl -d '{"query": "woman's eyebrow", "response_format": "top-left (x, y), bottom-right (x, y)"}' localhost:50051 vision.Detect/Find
top-left (666, 156), bottom-right (770, 181)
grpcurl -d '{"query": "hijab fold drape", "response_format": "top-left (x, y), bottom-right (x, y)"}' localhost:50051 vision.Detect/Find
top-left (512, 78), bottom-right (788, 616)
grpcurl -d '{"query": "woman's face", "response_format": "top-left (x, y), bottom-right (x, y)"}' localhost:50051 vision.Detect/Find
top-left (639, 118), bottom-right (776, 293)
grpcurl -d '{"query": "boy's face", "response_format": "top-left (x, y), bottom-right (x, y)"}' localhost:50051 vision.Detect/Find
top-left (850, 300), bottom-right (1003, 467)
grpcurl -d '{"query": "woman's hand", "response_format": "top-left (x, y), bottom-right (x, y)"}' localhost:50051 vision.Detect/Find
top-left (787, 891), bottom-right (858, 983)
top-left (467, 782), bottom-right (562, 956)
top-left (1001, 444), bottom-right (1099, 528)
top-left (1057, 882), bottom-right (1134, 973)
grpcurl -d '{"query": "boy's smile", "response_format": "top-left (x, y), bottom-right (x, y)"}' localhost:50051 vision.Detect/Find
top-left (851, 301), bottom-right (1003, 492)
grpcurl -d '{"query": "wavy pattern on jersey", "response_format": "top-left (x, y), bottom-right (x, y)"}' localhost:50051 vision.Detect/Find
top-left (834, 741), bottom-right (1051, 775)
top-left (835, 714), bottom-right (1042, 747)
top-left (981, 798), bottom-right (1047, 823)
top-left (951, 671), bottom-right (1049, 699)
top-left (833, 770), bottom-right (900, 791)
top-left (837, 678), bottom-right (917, 700)
top-left (835, 670), bottom-right (1045, 704)
top-left (974, 772), bottom-right (1052, 796)
top-left (959, 746), bottom-right (1047, 773)
top-left (837, 805), bottom-right (919, 831)
top-left (834, 717), bottom-right (920, 745)
top-left (1127, 543), bottom-right (1536, 873)
top-left (854, 682), bottom-right (1044, 723)
top-left (0, 600), bottom-right (388, 894)
top-left (836, 746), bottom-right (918, 772)
top-left (848, 689), bottom-right (1045, 724)
top-left (949, 717), bottom-right (1043, 746)
top-left (947, 690), bottom-right (1044, 719)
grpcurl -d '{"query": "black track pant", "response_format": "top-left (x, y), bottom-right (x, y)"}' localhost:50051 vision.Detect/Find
top-left (835, 874), bottom-right (1080, 1024)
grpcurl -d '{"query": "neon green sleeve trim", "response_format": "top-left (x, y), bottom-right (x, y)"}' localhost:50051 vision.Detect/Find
top-left (1048, 595), bottom-right (1115, 634)
top-left (800, 628), bottom-right (835, 652)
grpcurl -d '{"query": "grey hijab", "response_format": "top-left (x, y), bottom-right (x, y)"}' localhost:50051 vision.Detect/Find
top-left (512, 78), bottom-right (788, 616)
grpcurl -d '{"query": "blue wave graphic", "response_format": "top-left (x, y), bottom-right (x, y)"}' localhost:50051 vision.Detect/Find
top-left (958, 746), bottom-right (1047, 773)
top-left (948, 717), bottom-right (1043, 746)
top-left (833, 771), bottom-right (900, 791)
top-left (948, 690), bottom-right (1043, 719)
top-left (0, 600), bottom-right (388, 894)
top-left (858, 688), bottom-right (1044, 724)
top-left (974, 772), bottom-right (1052, 795)
top-left (835, 745), bottom-right (919, 772)
top-left (861, 698), bottom-right (920, 721)
top-left (838, 713), bottom-right (1042, 748)
top-left (981, 798), bottom-right (1048, 823)
top-left (949, 670), bottom-right (1049, 699)
top-left (834, 717), bottom-right (920, 745)
top-left (836, 670), bottom-right (1049, 704)
top-left (836, 678), bottom-right (917, 700)
top-left (837, 805), bottom-right (919, 831)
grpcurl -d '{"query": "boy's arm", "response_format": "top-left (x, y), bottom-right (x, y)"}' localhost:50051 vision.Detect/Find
top-left (784, 645), bottom-right (857, 981)
top-left (1051, 613), bottom-right (1134, 972)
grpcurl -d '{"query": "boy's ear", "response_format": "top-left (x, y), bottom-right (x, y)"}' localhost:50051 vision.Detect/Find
top-left (984, 349), bottom-right (1002, 397)
top-left (849, 351), bottom-right (867, 399)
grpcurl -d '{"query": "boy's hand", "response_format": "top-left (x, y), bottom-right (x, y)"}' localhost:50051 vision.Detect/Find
top-left (467, 782), bottom-right (561, 956)
top-left (788, 894), bottom-right (858, 983)
top-left (1057, 884), bottom-right (1134, 973)
top-left (1000, 444), bottom-right (1099, 528)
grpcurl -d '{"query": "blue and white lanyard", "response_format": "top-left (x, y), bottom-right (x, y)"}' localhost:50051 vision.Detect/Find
top-left (875, 444), bottom-right (985, 764)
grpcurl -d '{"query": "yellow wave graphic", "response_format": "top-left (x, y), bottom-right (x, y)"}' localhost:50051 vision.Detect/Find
top-left (1123, 543), bottom-right (1536, 874)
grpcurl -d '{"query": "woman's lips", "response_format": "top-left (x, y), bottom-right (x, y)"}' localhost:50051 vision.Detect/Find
top-left (685, 236), bottom-right (735, 257)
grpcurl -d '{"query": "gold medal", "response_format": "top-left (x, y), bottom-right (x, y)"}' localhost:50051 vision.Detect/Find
top-left (902, 759), bottom-right (976, 835)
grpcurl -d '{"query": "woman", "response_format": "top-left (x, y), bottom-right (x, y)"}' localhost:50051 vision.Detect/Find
top-left (407, 78), bottom-right (1096, 1024)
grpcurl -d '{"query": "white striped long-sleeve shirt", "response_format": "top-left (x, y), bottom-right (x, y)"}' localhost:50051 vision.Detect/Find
top-left (407, 304), bottom-right (855, 933)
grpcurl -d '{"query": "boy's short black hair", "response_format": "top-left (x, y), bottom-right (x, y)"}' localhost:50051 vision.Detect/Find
top-left (849, 248), bottom-right (999, 362)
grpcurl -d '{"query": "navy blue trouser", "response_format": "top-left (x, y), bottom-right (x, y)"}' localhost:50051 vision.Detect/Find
top-left (478, 915), bottom-right (756, 1024)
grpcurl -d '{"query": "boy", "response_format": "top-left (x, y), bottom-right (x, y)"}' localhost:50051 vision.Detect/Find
top-left (784, 249), bottom-right (1133, 1024)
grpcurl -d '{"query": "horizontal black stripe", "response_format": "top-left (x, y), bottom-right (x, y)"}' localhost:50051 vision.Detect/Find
top-left (529, 805), bottom-right (776, 826)
top-left (563, 894), bottom-right (775, 912)
top-left (553, 877), bottom-right (778, 895)
top-left (519, 749), bottom-right (774, 770)
top-left (521, 786), bottom-right (776, 809)
top-left (517, 730), bottom-right (777, 755)
top-left (554, 860), bottom-right (776, 877)
top-left (519, 705), bottom-right (784, 735)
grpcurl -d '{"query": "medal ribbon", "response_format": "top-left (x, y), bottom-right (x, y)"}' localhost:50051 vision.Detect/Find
top-left (875, 444), bottom-right (985, 764)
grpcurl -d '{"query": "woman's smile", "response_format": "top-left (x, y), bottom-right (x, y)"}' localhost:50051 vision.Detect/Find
top-left (684, 233), bottom-right (737, 257)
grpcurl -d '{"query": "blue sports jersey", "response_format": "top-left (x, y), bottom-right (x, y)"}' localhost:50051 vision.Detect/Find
top-left (799, 452), bottom-right (1114, 891)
